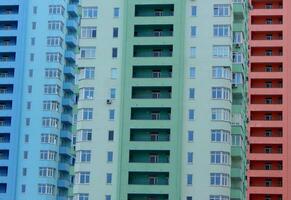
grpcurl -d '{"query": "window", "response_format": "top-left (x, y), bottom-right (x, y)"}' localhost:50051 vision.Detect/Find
top-left (212, 87), bottom-right (231, 100)
top-left (46, 52), bottom-right (62, 63)
top-left (21, 184), bottom-right (26, 193)
top-left (82, 7), bottom-right (98, 18)
top-left (48, 21), bottom-right (64, 32)
top-left (191, 26), bottom-right (197, 37)
top-left (189, 67), bottom-right (196, 79)
top-left (109, 109), bottom-right (115, 120)
top-left (76, 150), bottom-right (91, 162)
top-left (106, 173), bottom-right (112, 184)
top-left (80, 87), bottom-right (94, 100)
top-left (188, 130), bottom-right (194, 142)
top-left (40, 150), bottom-right (57, 160)
top-left (47, 37), bottom-right (63, 47)
top-left (232, 134), bottom-right (242, 146)
top-left (210, 151), bottom-right (230, 165)
top-left (111, 68), bottom-right (117, 79)
top-left (190, 47), bottom-right (196, 58)
top-left (234, 32), bottom-right (243, 44)
top-left (107, 151), bottom-right (113, 162)
top-left (23, 151), bottom-right (28, 159)
top-left (22, 168), bottom-right (27, 176)
top-left (44, 84), bottom-right (61, 95)
top-left (41, 134), bottom-right (58, 144)
top-left (43, 101), bottom-right (60, 112)
top-left (30, 53), bottom-right (34, 61)
top-left (39, 167), bottom-right (56, 177)
top-left (28, 69), bottom-right (33, 77)
top-left (211, 108), bottom-right (231, 121)
top-left (110, 88), bottom-right (116, 99)
top-left (113, 27), bottom-right (119, 38)
top-left (80, 47), bottom-right (96, 59)
top-left (187, 174), bottom-right (193, 185)
top-left (77, 129), bottom-right (92, 142)
top-left (213, 25), bottom-right (230, 37)
top-left (209, 195), bottom-right (230, 200)
top-left (42, 117), bottom-right (59, 128)
top-left (112, 48), bottom-right (118, 58)
top-left (187, 152), bottom-right (193, 164)
top-left (189, 88), bottom-right (195, 99)
top-left (76, 172), bottom-right (90, 184)
top-left (27, 85), bottom-right (32, 93)
top-left (33, 6), bottom-right (37, 14)
top-left (191, 6), bottom-right (197, 16)
top-left (108, 130), bottom-right (114, 141)
top-left (45, 68), bottom-right (61, 79)
top-left (79, 67), bottom-right (95, 79)
top-left (38, 184), bottom-right (55, 195)
top-left (213, 45), bottom-right (230, 58)
top-left (233, 52), bottom-right (243, 64)
top-left (32, 22), bottom-right (36, 30)
top-left (113, 8), bottom-right (120, 18)
top-left (24, 135), bottom-right (29, 143)
top-left (48, 5), bottom-right (64, 15)
top-left (78, 108), bottom-right (93, 120)
top-left (81, 27), bottom-right (97, 38)
top-left (214, 4), bottom-right (230, 17)
top-left (211, 130), bottom-right (230, 143)
top-left (188, 109), bottom-right (195, 120)
top-left (105, 195), bottom-right (111, 200)
top-left (187, 197), bottom-right (192, 200)
top-left (232, 73), bottom-right (243, 85)
top-left (74, 193), bottom-right (89, 200)
top-left (210, 173), bottom-right (229, 186)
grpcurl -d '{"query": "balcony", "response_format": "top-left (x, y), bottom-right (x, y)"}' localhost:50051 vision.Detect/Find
top-left (66, 19), bottom-right (78, 32)
top-left (135, 4), bottom-right (174, 17)
top-left (58, 179), bottom-right (71, 189)
top-left (65, 35), bottom-right (77, 47)
top-left (60, 129), bottom-right (72, 141)
top-left (132, 87), bottom-right (171, 99)
top-left (62, 97), bottom-right (74, 108)
top-left (132, 66), bottom-right (172, 79)
top-left (131, 108), bottom-right (171, 120)
top-left (58, 162), bottom-right (70, 172)
top-left (130, 129), bottom-right (170, 142)
top-left (0, 21), bottom-right (18, 31)
top-left (59, 145), bottom-right (71, 156)
top-left (63, 81), bottom-right (75, 92)
top-left (128, 172), bottom-right (169, 185)
top-left (0, 150), bottom-right (9, 160)
top-left (231, 188), bottom-right (244, 200)
top-left (134, 25), bottom-right (173, 38)
top-left (64, 50), bottom-right (76, 62)
top-left (133, 45), bottom-right (173, 58)
top-left (128, 194), bottom-right (168, 200)
top-left (0, 133), bottom-right (10, 143)
top-left (233, 2), bottom-right (245, 20)
top-left (61, 113), bottom-right (73, 124)
top-left (231, 146), bottom-right (243, 159)
top-left (0, 36), bottom-right (16, 47)
top-left (129, 150), bottom-right (170, 164)
top-left (0, 117), bottom-right (11, 127)
top-left (0, 6), bottom-right (19, 15)
top-left (0, 52), bottom-right (15, 62)
top-left (0, 166), bottom-right (8, 176)
top-left (67, 4), bottom-right (79, 17)
top-left (0, 68), bottom-right (14, 82)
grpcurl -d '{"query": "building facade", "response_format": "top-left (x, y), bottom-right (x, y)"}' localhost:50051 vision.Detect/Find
top-left (0, 0), bottom-right (79, 199)
top-left (248, 0), bottom-right (288, 199)
top-left (74, 0), bottom-right (248, 200)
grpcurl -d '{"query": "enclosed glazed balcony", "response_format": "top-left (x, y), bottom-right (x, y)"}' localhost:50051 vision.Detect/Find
top-left (251, 63), bottom-right (282, 72)
top-left (131, 108), bottom-right (171, 120)
top-left (130, 129), bottom-right (170, 142)
top-left (128, 194), bottom-right (169, 200)
top-left (0, 21), bottom-right (18, 30)
top-left (250, 127), bottom-right (282, 137)
top-left (0, 68), bottom-right (14, 78)
top-left (129, 150), bottom-right (170, 163)
top-left (0, 5), bottom-right (19, 15)
top-left (0, 150), bottom-right (9, 159)
top-left (0, 101), bottom-right (12, 110)
top-left (132, 87), bottom-right (171, 99)
top-left (133, 45), bottom-right (173, 57)
top-left (250, 144), bottom-right (282, 154)
top-left (134, 25), bottom-right (173, 37)
top-left (249, 177), bottom-right (282, 187)
top-left (132, 66), bottom-right (172, 78)
top-left (135, 4), bottom-right (174, 17)
top-left (0, 133), bottom-right (10, 143)
top-left (0, 52), bottom-right (16, 62)
top-left (128, 172), bottom-right (169, 185)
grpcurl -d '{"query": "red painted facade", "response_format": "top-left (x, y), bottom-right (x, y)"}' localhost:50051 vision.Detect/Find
top-left (248, 0), bottom-right (289, 199)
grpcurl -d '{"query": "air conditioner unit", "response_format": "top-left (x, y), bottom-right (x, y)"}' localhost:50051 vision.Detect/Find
top-left (235, 43), bottom-right (241, 48)
top-left (106, 99), bottom-right (112, 104)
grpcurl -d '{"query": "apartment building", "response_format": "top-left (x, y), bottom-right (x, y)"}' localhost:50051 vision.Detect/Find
top-left (0, 0), bottom-right (79, 199)
top-left (74, 0), bottom-right (248, 200)
top-left (248, 0), bottom-right (288, 200)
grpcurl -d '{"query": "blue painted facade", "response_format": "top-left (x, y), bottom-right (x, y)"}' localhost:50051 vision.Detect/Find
top-left (0, 0), bottom-right (78, 199)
